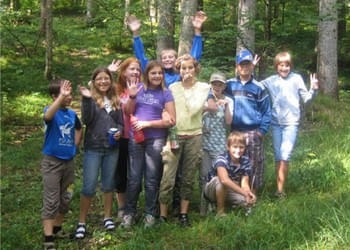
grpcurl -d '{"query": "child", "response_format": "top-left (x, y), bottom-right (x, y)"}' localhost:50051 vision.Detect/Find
top-left (121, 60), bottom-right (176, 228)
top-left (41, 79), bottom-right (82, 250)
top-left (159, 54), bottom-right (210, 226)
top-left (200, 72), bottom-right (233, 216)
top-left (260, 51), bottom-right (319, 197)
top-left (125, 11), bottom-right (207, 87)
top-left (204, 132), bottom-right (256, 217)
top-left (75, 67), bottom-right (124, 239)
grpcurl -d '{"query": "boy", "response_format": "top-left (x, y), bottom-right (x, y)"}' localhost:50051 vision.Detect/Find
top-left (200, 72), bottom-right (233, 216)
top-left (125, 11), bottom-right (207, 87)
top-left (204, 132), bottom-right (256, 217)
top-left (209, 50), bottom-right (271, 193)
top-left (41, 79), bottom-right (82, 249)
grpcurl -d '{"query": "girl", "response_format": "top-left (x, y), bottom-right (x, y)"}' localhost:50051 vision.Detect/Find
top-left (121, 60), bottom-right (176, 228)
top-left (260, 52), bottom-right (319, 197)
top-left (75, 67), bottom-right (123, 239)
top-left (113, 57), bottom-right (142, 221)
top-left (159, 54), bottom-right (210, 226)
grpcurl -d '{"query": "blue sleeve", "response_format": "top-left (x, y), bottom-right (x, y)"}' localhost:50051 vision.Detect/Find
top-left (258, 89), bottom-right (271, 135)
top-left (133, 36), bottom-right (149, 73)
top-left (190, 35), bottom-right (203, 62)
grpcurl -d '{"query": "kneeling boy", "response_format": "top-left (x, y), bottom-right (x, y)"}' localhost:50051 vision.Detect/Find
top-left (204, 132), bottom-right (256, 216)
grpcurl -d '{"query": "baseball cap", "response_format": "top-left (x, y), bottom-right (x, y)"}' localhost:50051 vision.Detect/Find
top-left (210, 72), bottom-right (226, 84)
top-left (236, 50), bottom-right (253, 64)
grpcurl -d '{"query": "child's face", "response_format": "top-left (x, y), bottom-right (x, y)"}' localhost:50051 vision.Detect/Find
top-left (180, 60), bottom-right (196, 81)
top-left (161, 50), bottom-right (176, 69)
top-left (94, 72), bottom-right (111, 95)
top-left (237, 61), bottom-right (253, 78)
top-left (277, 62), bottom-right (291, 78)
top-left (148, 66), bottom-right (163, 88)
top-left (124, 62), bottom-right (141, 82)
top-left (211, 81), bottom-right (226, 96)
top-left (228, 143), bottom-right (245, 161)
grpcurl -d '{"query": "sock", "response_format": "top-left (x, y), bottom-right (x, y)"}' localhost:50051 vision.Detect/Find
top-left (53, 226), bottom-right (62, 234)
top-left (44, 235), bottom-right (54, 242)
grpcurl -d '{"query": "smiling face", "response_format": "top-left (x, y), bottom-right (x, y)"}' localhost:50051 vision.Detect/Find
top-left (124, 62), bottom-right (141, 82)
top-left (94, 72), bottom-right (111, 95)
top-left (277, 62), bottom-right (291, 78)
top-left (228, 143), bottom-right (245, 162)
top-left (148, 66), bottom-right (163, 89)
top-left (161, 50), bottom-right (177, 69)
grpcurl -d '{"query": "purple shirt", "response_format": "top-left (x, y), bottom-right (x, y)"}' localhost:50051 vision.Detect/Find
top-left (132, 84), bottom-right (174, 139)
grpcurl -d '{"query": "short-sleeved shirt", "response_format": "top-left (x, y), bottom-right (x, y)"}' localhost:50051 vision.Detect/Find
top-left (207, 152), bottom-right (252, 183)
top-left (133, 84), bottom-right (174, 139)
top-left (43, 107), bottom-right (81, 160)
top-left (202, 96), bottom-right (233, 153)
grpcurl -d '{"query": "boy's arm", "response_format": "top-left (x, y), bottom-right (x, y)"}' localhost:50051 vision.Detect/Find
top-left (74, 115), bottom-right (83, 147)
top-left (44, 81), bottom-right (71, 121)
top-left (300, 73), bottom-right (319, 104)
top-left (217, 167), bottom-right (248, 196)
top-left (190, 11), bottom-right (207, 61)
top-left (127, 15), bottom-right (148, 72)
top-left (257, 88), bottom-right (271, 136)
top-left (240, 176), bottom-right (256, 204)
top-left (224, 98), bottom-right (233, 125)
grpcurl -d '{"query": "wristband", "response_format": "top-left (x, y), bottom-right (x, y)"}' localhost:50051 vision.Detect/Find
top-left (129, 95), bottom-right (136, 99)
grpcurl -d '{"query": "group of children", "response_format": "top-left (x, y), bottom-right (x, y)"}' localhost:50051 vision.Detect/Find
top-left (40, 11), bottom-right (319, 250)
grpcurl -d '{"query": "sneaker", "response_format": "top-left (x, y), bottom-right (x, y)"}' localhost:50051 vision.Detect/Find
top-left (103, 218), bottom-right (115, 231)
top-left (43, 241), bottom-right (56, 250)
top-left (245, 207), bottom-right (252, 216)
top-left (178, 213), bottom-right (191, 227)
top-left (144, 214), bottom-right (156, 228)
top-left (120, 214), bottom-right (135, 228)
top-left (75, 223), bottom-right (86, 239)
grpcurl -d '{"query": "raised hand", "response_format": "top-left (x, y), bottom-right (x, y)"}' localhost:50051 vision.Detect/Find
top-left (310, 73), bottom-right (319, 90)
top-left (79, 85), bottom-right (92, 98)
top-left (127, 79), bottom-right (142, 98)
top-left (252, 54), bottom-right (261, 66)
top-left (60, 80), bottom-right (72, 97)
top-left (127, 15), bottom-right (141, 33)
top-left (108, 59), bottom-right (122, 73)
top-left (192, 11), bottom-right (207, 31)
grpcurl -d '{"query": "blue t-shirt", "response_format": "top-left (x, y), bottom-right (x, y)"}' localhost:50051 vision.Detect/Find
top-left (42, 107), bottom-right (81, 160)
top-left (207, 152), bottom-right (252, 183)
top-left (132, 84), bottom-right (174, 139)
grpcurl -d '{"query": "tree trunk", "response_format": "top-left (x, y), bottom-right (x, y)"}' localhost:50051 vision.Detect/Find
top-left (40, 0), bottom-right (47, 34)
top-left (45, 0), bottom-right (53, 80)
top-left (337, 0), bottom-right (347, 40)
top-left (149, 0), bottom-right (157, 23)
top-left (86, 0), bottom-right (97, 26)
top-left (124, 0), bottom-right (131, 29)
top-left (10, 0), bottom-right (21, 10)
top-left (178, 0), bottom-right (198, 57)
top-left (317, 0), bottom-right (338, 99)
top-left (236, 0), bottom-right (256, 53)
top-left (156, 0), bottom-right (175, 60)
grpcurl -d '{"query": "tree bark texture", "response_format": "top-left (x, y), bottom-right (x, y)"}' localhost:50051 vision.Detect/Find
top-left (236, 0), bottom-right (256, 54)
top-left (178, 0), bottom-right (198, 57)
top-left (40, 0), bottom-right (47, 34)
top-left (156, 0), bottom-right (176, 60)
top-left (317, 0), bottom-right (338, 99)
top-left (45, 0), bottom-right (53, 80)
top-left (86, 0), bottom-right (97, 25)
top-left (124, 0), bottom-right (131, 29)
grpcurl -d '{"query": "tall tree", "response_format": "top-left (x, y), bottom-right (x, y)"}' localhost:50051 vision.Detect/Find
top-left (236, 0), bottom-right (256, 53)
top-left (156, 0), bottom-right (175, 59)
top-left (45, 0), bottom-right (53, 80)
top-left (317, 0), bottom-right (338, 98)
top-left (40, 0), bottom-right (47, 34)
top-left (178, 0), bottom-right (197, 57)
top-left (124, 0), bottom-right (131, 29)
top-left (86, 0), bottom-right (97, 26)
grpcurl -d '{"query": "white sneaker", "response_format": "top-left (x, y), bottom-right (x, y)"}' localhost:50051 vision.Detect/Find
top-left (120, 215), bottom-right (134, 228)
top-left (144, 214), bottom-right (155, 228)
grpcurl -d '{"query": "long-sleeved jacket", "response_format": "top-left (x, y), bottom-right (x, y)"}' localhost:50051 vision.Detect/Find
top-left (133, 35), bottom-right (203, 87)
top-left (81, 97), bottom-right (124, 149)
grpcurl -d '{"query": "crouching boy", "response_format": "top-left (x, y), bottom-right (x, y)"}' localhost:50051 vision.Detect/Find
top-left (204, 132), bottom-right (256, 216)
top-left (41, 79), bottom-right (82, 249)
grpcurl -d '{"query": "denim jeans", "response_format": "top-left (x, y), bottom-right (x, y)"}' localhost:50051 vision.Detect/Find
top-left (272, 124), bottom-right (298, 161)
top-left (125, 137), bottom-right (166, 216)
top-left (81, 148), bottom-right (119, 197)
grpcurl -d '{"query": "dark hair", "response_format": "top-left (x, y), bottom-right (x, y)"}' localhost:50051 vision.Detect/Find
top-left (49, 79), bottom-right (65, 97)
top-left (143, 60), bottom-right (165, 91)
top-left (91, 67), bottom-right (113, 83)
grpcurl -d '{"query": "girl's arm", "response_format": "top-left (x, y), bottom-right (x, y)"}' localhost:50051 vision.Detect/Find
top-left (79, 86), bottom-right (96, 125)
top-left (124, 80), bottom-right (142, 115)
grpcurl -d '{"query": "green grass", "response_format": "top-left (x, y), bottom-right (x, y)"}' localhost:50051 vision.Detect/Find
top-left (1, 13), bottom-right (350, 250)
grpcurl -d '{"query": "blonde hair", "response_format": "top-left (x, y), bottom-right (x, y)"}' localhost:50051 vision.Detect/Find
top-left (227, 131), bottom-right (246, 148)
top-left (175, 54), bottom-right (201, 74)
top-left (274, 51), bottom-right (293, 70)
top-left (143, 60), bottom-right (166, 91)
top-left (161, 49), bottom-right (177, 58)
top-left (91, 67), bottom-right (120, 110)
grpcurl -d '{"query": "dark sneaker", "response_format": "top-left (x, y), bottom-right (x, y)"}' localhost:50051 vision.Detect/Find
top-left (178, 214), bottom-right (190, 227)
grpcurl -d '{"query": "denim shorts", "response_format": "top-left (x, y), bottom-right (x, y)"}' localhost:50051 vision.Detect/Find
top-left (271, 124), bottom-right (298, 161)
top-left (81, 148), bottom-right (119, 196)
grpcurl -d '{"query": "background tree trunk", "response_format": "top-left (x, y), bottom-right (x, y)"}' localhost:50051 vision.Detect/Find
top-left (124, 0), bottom-right (131, 29)
top-left (236, 0), bottom-right (256, 53)
top-left (86, 0), bottom-right (97, 26)
top-left (40, 0), bottom-right (47, 34)
top-left (45, 0), bottom-right (53, 80)
top-left (149, 0), bottom-right (157, 23)
top-left (178, 0), bottom-right (198, 57)
top-left (156, 0), bottom-right (175, 60)
top-left (317, 0), bottom-right (338, 99)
